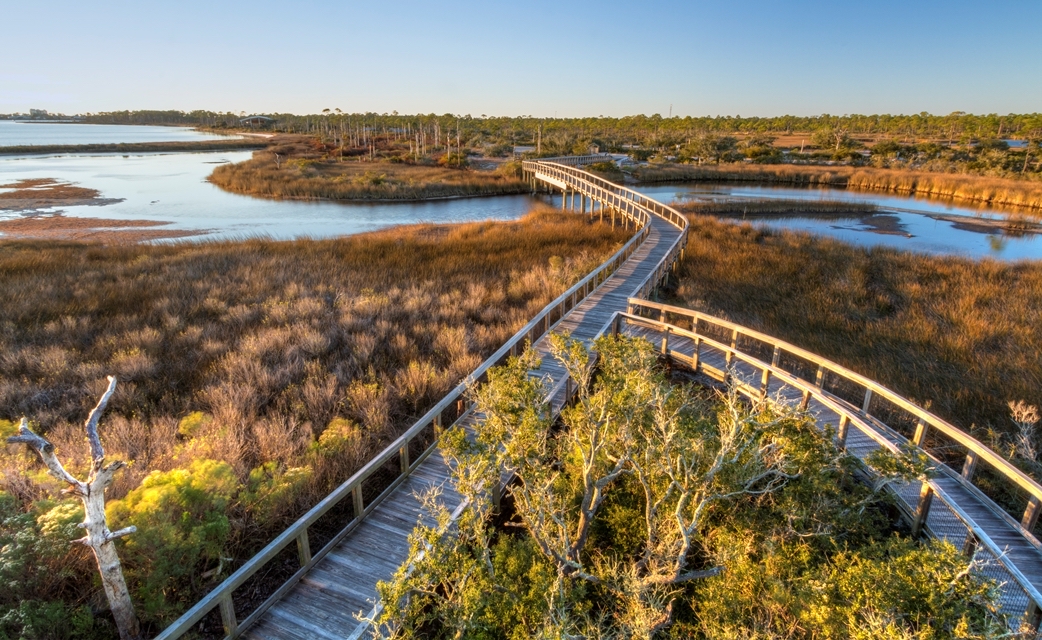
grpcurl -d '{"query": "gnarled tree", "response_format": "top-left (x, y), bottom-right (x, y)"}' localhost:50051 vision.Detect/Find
top-left (7, 376), bottom-right (140, 640)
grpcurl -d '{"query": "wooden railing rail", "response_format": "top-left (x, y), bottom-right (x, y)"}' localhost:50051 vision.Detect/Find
top-left (521, 161), bottom-right (690, 301)
top-left (157, 158), bottom-right (679, 640)
top-left (609, 310), bottom-right (1042, 625)
top-left (626, 299), bottom-right (1042, 545)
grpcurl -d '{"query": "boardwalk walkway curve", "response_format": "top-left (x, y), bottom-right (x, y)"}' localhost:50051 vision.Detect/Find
top-left (156, 156), bottom-right (688, 639)
top-left (158, 156), bottom-right (1042, 638)
top-left (617, 300), bottom-right (1042, 631)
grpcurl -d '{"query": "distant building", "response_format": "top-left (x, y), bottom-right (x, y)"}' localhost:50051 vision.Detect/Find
top-left (239, 115), bottom-right (275, 127)
top-left (29, 109), bottom-right (48, 118)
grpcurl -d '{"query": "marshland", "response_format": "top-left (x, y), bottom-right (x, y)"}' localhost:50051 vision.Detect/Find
top-left (0, 207), bottom-right (630, 636)
top-left (2, 109), bottom-right (1042, 639)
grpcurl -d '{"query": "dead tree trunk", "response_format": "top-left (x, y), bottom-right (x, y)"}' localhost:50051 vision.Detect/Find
top-left (7, 376), bottom-right (141, 640)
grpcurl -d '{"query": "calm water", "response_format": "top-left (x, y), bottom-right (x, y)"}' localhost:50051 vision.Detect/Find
top-left (0, 128), bottom-right (1039, 260)
top-left (632, 183), bottom-right (1042, 261)
top-left (0, 121), bottom-right (236, 146)
top-left (0, 151), bottom-right (535, 240)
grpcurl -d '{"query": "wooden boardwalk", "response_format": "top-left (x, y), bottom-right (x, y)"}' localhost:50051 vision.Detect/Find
top-left (621, 309), bottom-right (1042, 628)
top-left (160, 157), bottom-right (1042, 639)
top-left (234, 164), bottom-right (687, 640)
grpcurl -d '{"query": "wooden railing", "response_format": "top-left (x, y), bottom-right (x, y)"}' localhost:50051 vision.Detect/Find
top-left (618, 301), bottom-right (1042, 624)
top-left (522, 160), bottom-right (689, 301)
top-left (156, 159), bottom-right (684, 640)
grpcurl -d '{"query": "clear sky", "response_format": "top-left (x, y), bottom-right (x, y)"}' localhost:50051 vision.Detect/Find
top-left (3, 0), bottom-right (1039, 117)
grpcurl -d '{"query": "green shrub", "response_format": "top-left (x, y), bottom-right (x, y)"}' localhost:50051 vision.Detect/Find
top-left (106, 459), bottom-right (239, 624)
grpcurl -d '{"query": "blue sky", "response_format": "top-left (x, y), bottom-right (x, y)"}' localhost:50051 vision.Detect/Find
top-left (2, 0), bottom-right (1039, 117)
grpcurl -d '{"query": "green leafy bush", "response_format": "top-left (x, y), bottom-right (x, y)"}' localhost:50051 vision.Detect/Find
top-left (106, 460), bottom-right (239, 623)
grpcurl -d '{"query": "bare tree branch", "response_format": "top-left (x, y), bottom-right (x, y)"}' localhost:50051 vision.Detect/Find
top-left (85, 375), bottom-right (117, 467)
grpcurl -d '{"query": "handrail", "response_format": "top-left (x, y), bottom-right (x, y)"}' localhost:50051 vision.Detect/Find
top-left (626, 299), bottom-right (1042, 541)
top-left (157, 157), bottom-right (681, 640)
top-left (521, 161), bottom-right (690, 302)
top-left (610, 310), bottom-right (1042, 623)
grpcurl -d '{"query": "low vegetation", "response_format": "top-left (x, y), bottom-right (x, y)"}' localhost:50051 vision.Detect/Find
top-left (633, 164), bottom-right (1042, 213)
top-left (209, 136), bottom-right (527, 201)
top-left (372, 336), bottom-right (1003, 638)
top-left (672, 216), bottom-right (1042, 440)
top-left (0, 208), bottom-right (629, 637)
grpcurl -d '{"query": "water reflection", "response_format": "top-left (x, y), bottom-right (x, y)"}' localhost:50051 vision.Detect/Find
top-left (632, 182), bottom-right (1042, 261)
top-left (0, 151), bottom-right (535, 241)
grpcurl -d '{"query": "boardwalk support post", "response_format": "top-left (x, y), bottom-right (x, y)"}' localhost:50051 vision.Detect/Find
top-left (911, 483), bottom-right (934, 538)
top-left (296, 530), bottom-right (311, 567)
top-left (1023, 496), bottom-right (1041, 532)
top-left (836, 415), bottom-right (850, 449)
top-left (219, 594), bottom-right (237, 639)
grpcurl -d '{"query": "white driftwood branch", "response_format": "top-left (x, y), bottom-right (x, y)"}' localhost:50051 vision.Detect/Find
top-left (6, 377), bottom-right (141, 640)
top-left (85, 375), bottom-right (117, 467)
top-left (7, 418), bottom-right (80, 487)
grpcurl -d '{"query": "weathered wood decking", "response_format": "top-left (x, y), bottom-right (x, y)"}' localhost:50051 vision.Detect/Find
top-left (239, 171), bottom-right (686, 639)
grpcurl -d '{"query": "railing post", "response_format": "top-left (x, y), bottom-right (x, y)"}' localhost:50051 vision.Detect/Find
top-left (861, 388), bottom-right (874, 415)
top-left (771, 345), bottom-right (780, 368)
top-left (692, 337), bottom-right (701, 370)
top-left (961, 451), bottom-right (978, 482)
top-left (1023, 496), bottom-right (1041, 532)
top-left (399, 444), bottom-right (410, 473)
top-left (836, 415), bottom-right (850, 449)
top-left (433, 414), bottom-right (443, 437)
top-left (912, 417), bottom-right (928, 446)
top-left (353, 485), bottom-right (364, 518)
top-left (612, 314), bottom-right (620, 337)
top-left (814, 365), bottom-right (824, 388)
top-left (760, 367), bottom-right (771, 400)
top-left (961, 531), bottom-right (979, 556)
top-left (800, 389), bottom-right (812, 411)
top-left (219, 593), bottom-right (237, 639)
top-left (1024, 600), bottom-right (1042, 633)
top-left (911, 483), bottom-right (934, 538)
top-left (661, 327), bottom-right (669, 355)
top-left (296, 530), bottom-right (312, 567)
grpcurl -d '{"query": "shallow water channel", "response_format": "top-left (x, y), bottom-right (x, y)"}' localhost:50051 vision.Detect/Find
top-left (0, 122), bottom-right (1038, 260)
top-left (632, 182), bottom-right (1042, 261)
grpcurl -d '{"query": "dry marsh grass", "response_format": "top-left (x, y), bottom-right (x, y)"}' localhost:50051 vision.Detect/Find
top-left (210, 142), bottom-right (527, 201)
top-left (635, 164), bottom-right (1042, 213)
top-left (673, 217), bottom-right (1042, 434)
top-left (0, 206), bottom-right (628, 517)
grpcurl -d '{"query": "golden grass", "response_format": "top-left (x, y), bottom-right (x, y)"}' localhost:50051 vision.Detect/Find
top-left (673, 217), bottom-right (1042, 433)
top-left (634, 164), bottom-right (1042, 214)
top-left (0, 206), bottom-right (628, 516)
top-left (210, 143), bottom-right (527, 201)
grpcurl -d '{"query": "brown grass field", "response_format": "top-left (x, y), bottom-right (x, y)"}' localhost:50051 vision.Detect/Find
top-left (672, 217), bottom-right (1042, 435)
top-left (0, 207), bottom-right (628, 617)
top-left (634, 164), bottom-right (1042, 213)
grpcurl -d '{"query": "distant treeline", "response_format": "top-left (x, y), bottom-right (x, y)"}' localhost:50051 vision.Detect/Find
top-left (5, 110), bottom-right (1040, 149)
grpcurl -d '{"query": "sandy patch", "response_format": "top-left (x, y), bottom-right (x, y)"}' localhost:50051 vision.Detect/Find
top-left (0, 178), bottom-right (124, 212)
top-left (0, 214), bottom-right (205, 243)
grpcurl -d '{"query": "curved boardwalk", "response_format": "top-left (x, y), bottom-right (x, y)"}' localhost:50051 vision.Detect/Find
top-left (620, 302), bottom-right (1042, 632)
top-left (238, 167), bottom-right (685, 640)
top-left (159, 157), bottom-right (1042, 639)
top-left (157, 157), bottom-right (687, 640)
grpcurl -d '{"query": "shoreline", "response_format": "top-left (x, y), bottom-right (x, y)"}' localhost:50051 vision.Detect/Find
top-left (0, 139), bottom-right (269, 156)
